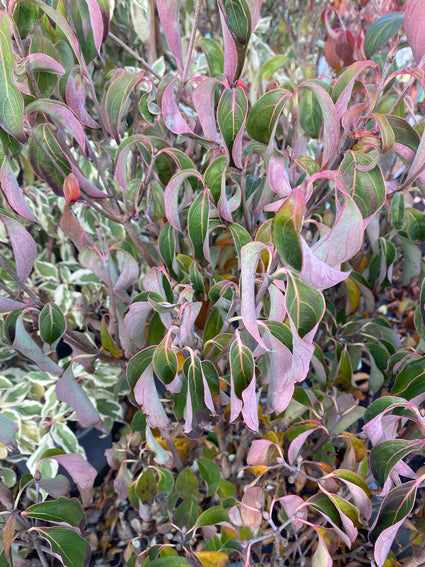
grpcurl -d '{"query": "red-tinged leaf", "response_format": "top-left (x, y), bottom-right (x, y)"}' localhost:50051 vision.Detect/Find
top-left (15, 53), bottom-right (65, 77)
top-left (188, 189), bottom-right (210, 262)
top-left (123, 301), bottom-right (152, 346)
top-left (0, 156), bottom-right (37, 222)
top-left (79, 246), bottom-right (108, 282)
top-left (332, 60), bottom-right (379, 120)
top-left (0, 295), bottom-right (26, 313)
top-left (278, 495), bottom-right (307, 532)
top-left (240, 486), bottom-right (263, 533)
top-left (110, 247), bottom-right (139, 294)
top-left (0, 12), bottom-right (25, 142)
top-left (246, 439), bottom-right (281, 466)
top-left (217, 86), bottom-right (248, 169)
top-left (38, 453), bottom-right (97, 507)
top-left (156, 0), bottom-right (183, 68)
top-left (0, 215), bottom-right (36, 285)
top-left (370, 477), bottom-right (423, 567)
top-left (363, 396), bottom-right (419, 445)
top-left (300, 238), bottom-right (351, 291)
top-left (240, 242), bottom-right (272, 350)
top-left (247, 0), bottom-right (262, 29)
top-left (55, 366), bottom-right (106, 432)
top-left (60, 206), bottom-right (94, 252)
top-left (312, 527), bottom-right (339, 567)
top-left (286, 421), bottom-right (327, 465)
top-left (0, 413), bottom-right (18, 448)
top-left (12, 312), bottom-right (62, 375)
top-left (218, 9), bottom-right (238, 84)
top-left (265, 331), bottom-right (293, 413)
top-left (371, 112), bottom-right (395, 153)
top-left (326, 470), bottom-right (372, 520)
top-left (162, 76), bottom-right (195, 134)
top-left (312, 190), bottom-right (363, 266)
top-left (63, 173), bottom-right (81, 204)
top-left (100, 69), bottom-right (145, 143)
top-left (131, 360), bottom-right (170, 429)
top-left (164, 169), bottom-right (203, 232)
top-left (32, 525), bottom-right (91, 567)
top-left (371, 439), bottom-right (424, 487)
top-left (114, 135), bottom-right (153, 190)
top-left (272, 187), bottom-right (305, 271)
top-left (192, 77), bottom-right (220, 142)
top-left (39, 303), bottom-right (66, 346)
top-left (65, 73), bottom-right (100, 130)
top-left (218, 0), bottom-right (252, 83)
top-left (86, 0), bottom-right (104, 56)
top-left (179, 302), bottom-right (202, 348)
top-left (241, 373), bottom-right (259, 432)
top-left (26, 99), bottom-right (86, 153)
top-left (297, 81), bottom-right (339, 165)
top-left (267, 151), bottom-right (292, 197)
top-left (246, 88), bottom-right (292, 145)
top-left (402, 126), bottom-right (425, 188)
top-left (404, 0), bottom-right (425, 67)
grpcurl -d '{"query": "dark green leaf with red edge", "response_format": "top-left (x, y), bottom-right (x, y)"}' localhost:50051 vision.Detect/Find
top-left (364, 396), bottom-right (415, 424)
top-left (308, 492), bottom-right (341, 526)
top-left (272, 187), bottom-right (305, 271)
top-left (364, 12), bottom-right (404, 58)
top-left (153, 340), bottom-right (178, 385)
top-left (332, 60), bottom-right (379, 119)
top-left (218, 0), bottom-right (252, 82)
top-left (188, 189), bottom-right (210, 262)
top-left (285, 272), bottom-right (325, 337)
top-left (217, 86), bottom-right (248, 169)
top-left (32, 526), bottom-right (91, 567)
top-left (406, 208), bottom-right (425, 241)
top-left (246, 88), bottom-right (292, 145)
top-left (0, 12), bottom-right (25, 143)
top-left (370, 478), bottom-right (422, 567)
top-left (158, 223), bottom-right (177, 280)
top-left (372, 112), bottom-right (395, 153)
top-left (229, 335), bottom-right (255, 398)
top-left (39, 303), bottom-right (66, 346)
top-left (339, 151), bottom-right (386, 220)
top-left (23, 497), bottom-right (84, 527)
top-left (371, 439), bottom-right (425, 486)
top-left (391, 359), bottom-right (425, 400)
top-left (299, 89), bottom-right (322, 139)
top-left (205, 155), bottom-right (228, 203)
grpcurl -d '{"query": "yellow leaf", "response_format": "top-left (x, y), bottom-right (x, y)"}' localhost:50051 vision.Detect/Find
top-left (244, 465), bottom-right (269, 477)
top-left (194, 551), bottom-right (228, 567)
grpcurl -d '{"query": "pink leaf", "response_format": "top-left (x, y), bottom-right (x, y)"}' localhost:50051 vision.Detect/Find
top-left (65, 74), bottom-right (100, 129)
top-left (179, 302), bottom-right (202, 348)
top-left (219, 10), bottom-right (238, 84)
top-left (114, 135), bottom-right (152, 190)
top-left (247, 439), bottom-right (280, 466)
top-left (267, 151), bottom-right (292, 197)
top-left (192, 77), bottom-right (220, 141)
top-left (288, 424), bottom-right (325, 465)
top-left (156, 0), bottom-right (183, 68)
top-left (247, 0), bottom-right (262, 29)
top-left (241, 373), bottom-right (259, 432)
top-left (123, 301), bottom-right (152, 346)
top-left (39, 453), bottom-right (97, 506)
top-left (300, 238), bottom-right (351, 291)
top-left (55, 366), bottom-right (106, 431)
top-left (0, 296), bottom-right (26, 313)
top-left (16, 53), bottom-right (65, 76)
top-left (240, 242), bottom-right (272, 351)
top-left (110, 247), bottom-right (139, 294)
top-left (278, 495), bottom-right (307, 531)
top-left (60, 206), bottom-right (94, 252)
top-left (70, 166), bottom-right (106, 199)
top-left (404, 0), bottom-right (425, 67)
top-left (0, 214), bottom-right (36, 284)
top-left (87, 0), bottom-right (104, 56)
top-left (164, 169), bottom-right (201, 231)
top-left (240, 487), bottom-right (264, 533)
top-left (0, 159), bottom-right (37, 223)
top-left (26, 99), bottom-right (86, 153)
top-left (333, 61), bottom-right (379, 120)
top-left (374, 518), bottom-right (405, 567)
top-left (268, 283), bottom-right (286, 321)
top-left (161, 77), bottom-right (195, 134)
top-left (133, 363), bottom-right (170, 429)
top-left (265, 332), bottom-right (293, 413)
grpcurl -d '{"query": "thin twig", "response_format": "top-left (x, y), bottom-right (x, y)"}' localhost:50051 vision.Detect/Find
top-left (109, 32), bottom-right (161, 80)
top-left (178, 0), bottom-right (203, 100)
top-left (124, 220), bottom-right (156, 268)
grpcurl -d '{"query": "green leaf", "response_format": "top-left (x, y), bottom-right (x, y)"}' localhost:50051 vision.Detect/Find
top-left (205, 155), bottom-right (228, 203)
top-left (188, 189), bottom-right (210, 261)
top-left (0, 13), bottom-right (25, 142)
top-left (175, 467), bottom-right (201, 501)
top-left (198, 458), bottom-right (221, 496)
top-left (229, 336), bottom-right (254, 398)
top-left (200, 38), bottom-right (224, 76)
top-left (153, 341), bottom-right (178, 385)
top-left (217, 86), bottom-right (248, 168)
top-left (371, 439), bottom-right (425, 486)
top-left (34, 526), bottom-right (91, 567)
top-left (183, 355), bottom-right (218, 439)
top-left (221, 0), bottom-right (251, 44)
top-left (174, 499), bottom-right (201, 531)
top-left (24, 497), bottom-right (84, 527)
top-left (100, 316), bottom-right (122, 358)
top-left (228, 223), bottom-right (251, 258)
top-left (136, 468), bottom-right (157, 503)
top-left (39, 303), bottom-right (66, 346)
top-left (272, 188), bottom-right (305, 271)
top-left (246, 88), bottom-right (292, 145)
top-left (158, 223), bottom-right (177, 279)
top-left (285, 272), bottom-right (325, 337)
top-left (196, 506), bottom-right (229, 527)
top-left (390, 192), bottom-right (405, 229)
top-left (299, 89), bottom-right (322, 138)
top-left (339, 151), bottom-right (386, 219)
top-left (364, 12), bottom-right (404, 58)
top-left (260, 54), bottom-right (287, 80)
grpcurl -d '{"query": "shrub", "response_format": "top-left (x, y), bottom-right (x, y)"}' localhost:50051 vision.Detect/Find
top-left (1, 0), bottom-right (425, 565)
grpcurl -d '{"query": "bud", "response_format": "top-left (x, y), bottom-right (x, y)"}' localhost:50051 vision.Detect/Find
top-left (63, 173), bottom-right (81, 204)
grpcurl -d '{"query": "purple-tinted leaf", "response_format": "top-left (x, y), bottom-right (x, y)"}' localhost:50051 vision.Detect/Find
top-left (71, 166), bottom-right (106, 199)
top-left (15, 53), bottom-right (65, 77)
top-left (218, 9), bottom-right (238, 84)
top-left (110, 247), bottom-right (139, 294)
top-left (162, 76), bottom-right (195, 135)
top-left (278, 495), bottom-right (307, 531)
top-left (218, 0), bottom-right (252, 83)
top-left (312, 527), bottom-right (339, 567)
top-left (241, 373), bottom-right (259, 432)
top-left (0, 413), bottom-right (18, 448)
top-left (403, 126), bottom-right (425, 188)
top-left (0, 158), bottom-right (37, 222)
top-left (164, 169), bottom-right (202, 231)
top-left (0, 215), bottom-right (36, 286)
top-left (247, 0), bottom-right (262, 29)
top-left (0, 12), bottom-right (25, 142)
top-left (60, 206), bottom-right (94, 252)
top-left (240, 242), bottom-right (272, 350)
top-left (300, 238), bottom-right (351, 290)
top-left (265, 330), bottom-right (293, 413)
top-left (287, 421), bottom-right (327, 465)
top-left (115, 135), bottom-right (153, 190)
top-left (179, 302), bottom-right (202, 348)
top-left (267, 151), bottom-right (292, 197)
top-left (327, 470), bottom-right (372, 520)
top-left (12, 312), bottom-right (62, 374)
top-left (156, 0), bottom-right (183, 68)
top-left (87, 0), bottom-right (105, 56)
top-left (38, 453), bottom-right (97, 507)
top-left (246, 439), bottom-right (281, 466)
top-left (79, 246), bottom-right (108, 282)
top-left (0, 296), bottom-right (26, 313)
top-left (240, 486), bottom-right (263, 533)
top-left (123, 301), bottom-right (152, 346)
top-left (332, 60), bottom-right (379, 120)
top-left (26, 100), bottom-right (86, 153)
top-left (65, 74), bottom-right (100, 129)
top-left (56, 366), bottom-right (106, 431)
top-left (297, 81), bottom-right (339, 165)
top-left (404, 0), bottom-right (425, 67)
top-left (192, 77), bottom-right (220, 142)
top-left (217, 86), bottom-right (248, 169)
top-left (133, 362), bottom-right (170, 429)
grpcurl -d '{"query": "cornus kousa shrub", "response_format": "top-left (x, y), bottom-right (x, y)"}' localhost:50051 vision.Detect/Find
top-left (2, 0), bottom-right (425, 565)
